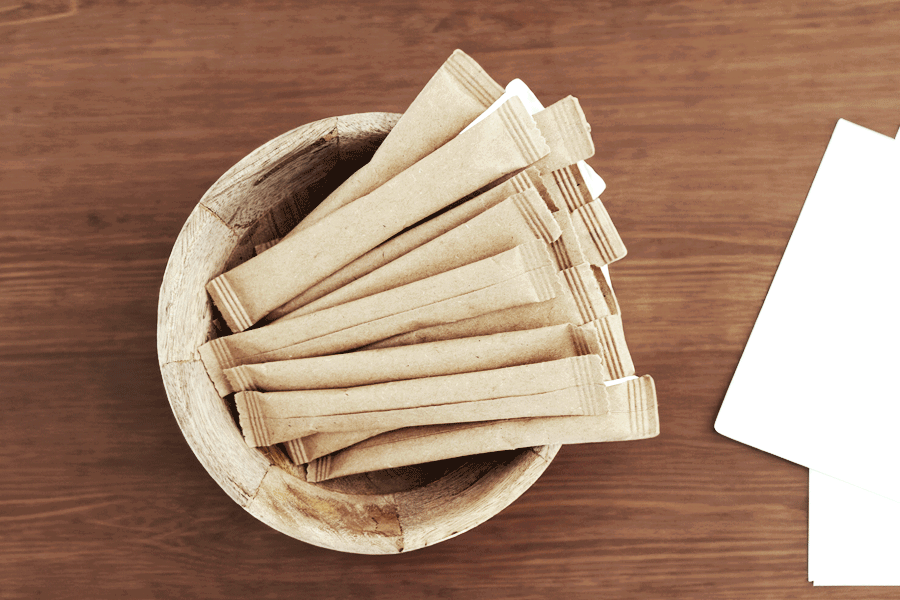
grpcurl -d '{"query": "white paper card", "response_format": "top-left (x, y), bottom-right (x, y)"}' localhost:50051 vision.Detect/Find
top-left (809, 470), bottom-right (900, 586)
top-left (806, 124), bottom-right (900, 587)
top-left (714, 118), bottom-right (900, 502)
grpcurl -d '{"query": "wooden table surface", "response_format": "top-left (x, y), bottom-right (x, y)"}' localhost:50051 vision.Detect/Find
top-left (3, 1), bottom-right (899, 597)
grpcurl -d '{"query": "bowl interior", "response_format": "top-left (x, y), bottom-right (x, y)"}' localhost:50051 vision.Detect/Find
top-left (158, 112), bottom-right (559, 554)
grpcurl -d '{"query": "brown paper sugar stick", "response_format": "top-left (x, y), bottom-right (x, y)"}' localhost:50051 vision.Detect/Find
top-left (570, 200), bottom-right (627, 266)
top-left (278, 188), bottom-right (561, 319)
top-left (283, 323), bottom-right (607, 463)
top-left (245, 387), bottom-right (605, 448)
top-left (365, 262), bottom-right (611, 349)
top-left (586, 315), bottom-right (635, 380)
top-left (287, 50), bottom-right (505, 236)
top-left (207, 97), bottom-right (550, 332)
top-left (201, 241), bottom-right (555, 393)
top-left (451, 100), bottom-right (593, 211)
top-left (265, 168), bottom-right (542, 320)
top-left (200, 249), bottom-right (558, 395)
top-left (362, 261), bottom-right (635, 381)
top-left (283, 430), bottom-right (389, 465)
top-left (276, 323), bottom-right (606, 463)
top-left (547, 210), bottom-right (588, 270)
top-left (211, 238), bottom-right (552, 357)
top-left (530, 96), bottom-right (595, 174)
top-left (207, 239), bottom-right (552, 362)
top-left (545, 163), bottom-right (593, 213)
top-left (306, 375), bottom-right (658, 482)
top-left (215, 266), bottom-right (558, 388)
top-left (260, 264), bottom-right (556, 355)
top-left (234, 355), bottom-right (609, 447)
top-left (225, 323), bottom-right (602, 393)
top-left (586, 264), bottom-right (634, 379)
top-left (279, 323), bottom-right (611, 463)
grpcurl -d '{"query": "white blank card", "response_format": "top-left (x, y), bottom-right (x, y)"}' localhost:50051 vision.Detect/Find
top-left (806, 125), bottom-right (900, 587)
top-left (715, 118), bottom-right (900, 503)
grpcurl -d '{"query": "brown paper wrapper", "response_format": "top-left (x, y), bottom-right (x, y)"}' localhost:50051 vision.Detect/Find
top-left (280, 188), bottom-right (561, 319)
top-left (547, 209), bottom-right (588, 270)
top-left (225, 323), bottom-right (602, 393)
top-left (200, 242), bottom-right (558, 395)
top-left (306, 375), bottom-right (658, 481)
top-left (266, 168), bottom-right (543, 320)
top-left (364, 262), bottom-right (634, 381)
top-left (257, 323), bottom-right (606, 463)
top-left (545, 163), bottom-right (593, 213)
top-left (531, 96), bottom-right (595, 174)
top-left (366, 262), bottom-right (611, 348)
top-left (235, 355), bottom-right (609, 447)
top-left (570, 200), bottom-right (627, 266)
top-left (586, 314), bottom-right (635, 380)
top-left (283, 430), bottom-right (387, 465)
top-left (288, 50), bottom-right (505, 235)
top-left (207, 96), bottom-right (549, 332)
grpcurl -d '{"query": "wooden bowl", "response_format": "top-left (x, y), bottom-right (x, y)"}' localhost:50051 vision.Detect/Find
top-left (157, 113), bottom-right (560, 554)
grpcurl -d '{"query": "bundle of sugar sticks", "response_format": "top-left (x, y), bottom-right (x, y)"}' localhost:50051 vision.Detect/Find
top-left (200, 50), bottom-right (660, 482)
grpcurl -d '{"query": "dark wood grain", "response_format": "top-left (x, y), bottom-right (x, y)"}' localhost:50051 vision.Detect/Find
top-left (2, 0), bottom-right (899, 597)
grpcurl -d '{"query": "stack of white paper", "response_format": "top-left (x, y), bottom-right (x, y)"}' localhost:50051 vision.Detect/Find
top-left (715, 119), bottom-right (900, 586)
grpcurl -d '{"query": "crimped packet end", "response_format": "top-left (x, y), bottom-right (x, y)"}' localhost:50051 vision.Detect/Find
top-left (234, 391), bottom-right (270, 448)
top-left (198, 339), bottom-right (236, 397)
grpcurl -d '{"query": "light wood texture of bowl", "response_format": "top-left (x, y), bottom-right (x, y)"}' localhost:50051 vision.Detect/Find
top-left (157, 112), bottom-right (561, 554)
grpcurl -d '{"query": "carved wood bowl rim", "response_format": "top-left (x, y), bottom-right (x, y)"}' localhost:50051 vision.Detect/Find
top-left (157, 112), bottom-right (560, 554)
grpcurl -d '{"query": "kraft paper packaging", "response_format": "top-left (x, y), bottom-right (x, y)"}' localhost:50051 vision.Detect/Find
top-left (207, 96), bottom-right (549, 332)
top-left (284, 430), bottom-right (393, 465)
top-left (306, 375), bottom-right (658, 481)
top-left (214, 267), bottom-right (558, 387)
top-left (547, 209), bottom-right (588, 270)
top-left (366, 262), bottom-right (611, 348)
top-left (287, 50), bottom-right (505, 235)
top-left (278, 188), bottom-right (561, 319)
top-left (530, 96), bottom-right (595, 174)
top-left (225, 323), bottom-right (602, 393)
top-left (235, 355), bottom-right (610, 447)
top-left (586, 314), bottom-right (635, 380)
top-left (238, 323), bottom-right (605, 463)
top-left (286, 88), bottom-right (587, 244)
top-left (265, 168), bottom-right (543, 320)
top-left (364, 262), bottom-right (635, 381)
top-left (570, 200), bottom-right (628, 266)
top-left (199, 241), bottom-right (557, 395)
top-left (433, 96), bottom-right (594, 217)
top-left (545, 163), bottom-right (593, 213)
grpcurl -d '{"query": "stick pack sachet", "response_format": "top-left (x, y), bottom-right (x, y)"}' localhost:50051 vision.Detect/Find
top-left (569, 200), bottom-right (627, 266)
top-left (207, 97), bottom-right (549, 332)
top-left (305, 375), bottom-right (658, 482)
top-left (547, 209), bottom-right (588, 270)
top-left (545, 163), bottom-right (593, 213)
top-left (249, 323), bottom-right (607, 463)
top-left (288, 50), bottom-right (505, 235)
top-left (278, 187), bottom-right (561, 319)
top-left (234, 355), bottom-right (610, 447)
top-left (366, 262), bottom-right (611, 348)
top-left (225, 323), bottom-right (603, 393)
top-left (265, 167), bottom-right (544, 320)
top-left (530, 96), bottom-right (595, 174)
top-left (364, 262), bottom-right (635, 381)
top-left (200, 241), bottom-right (557, 394)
